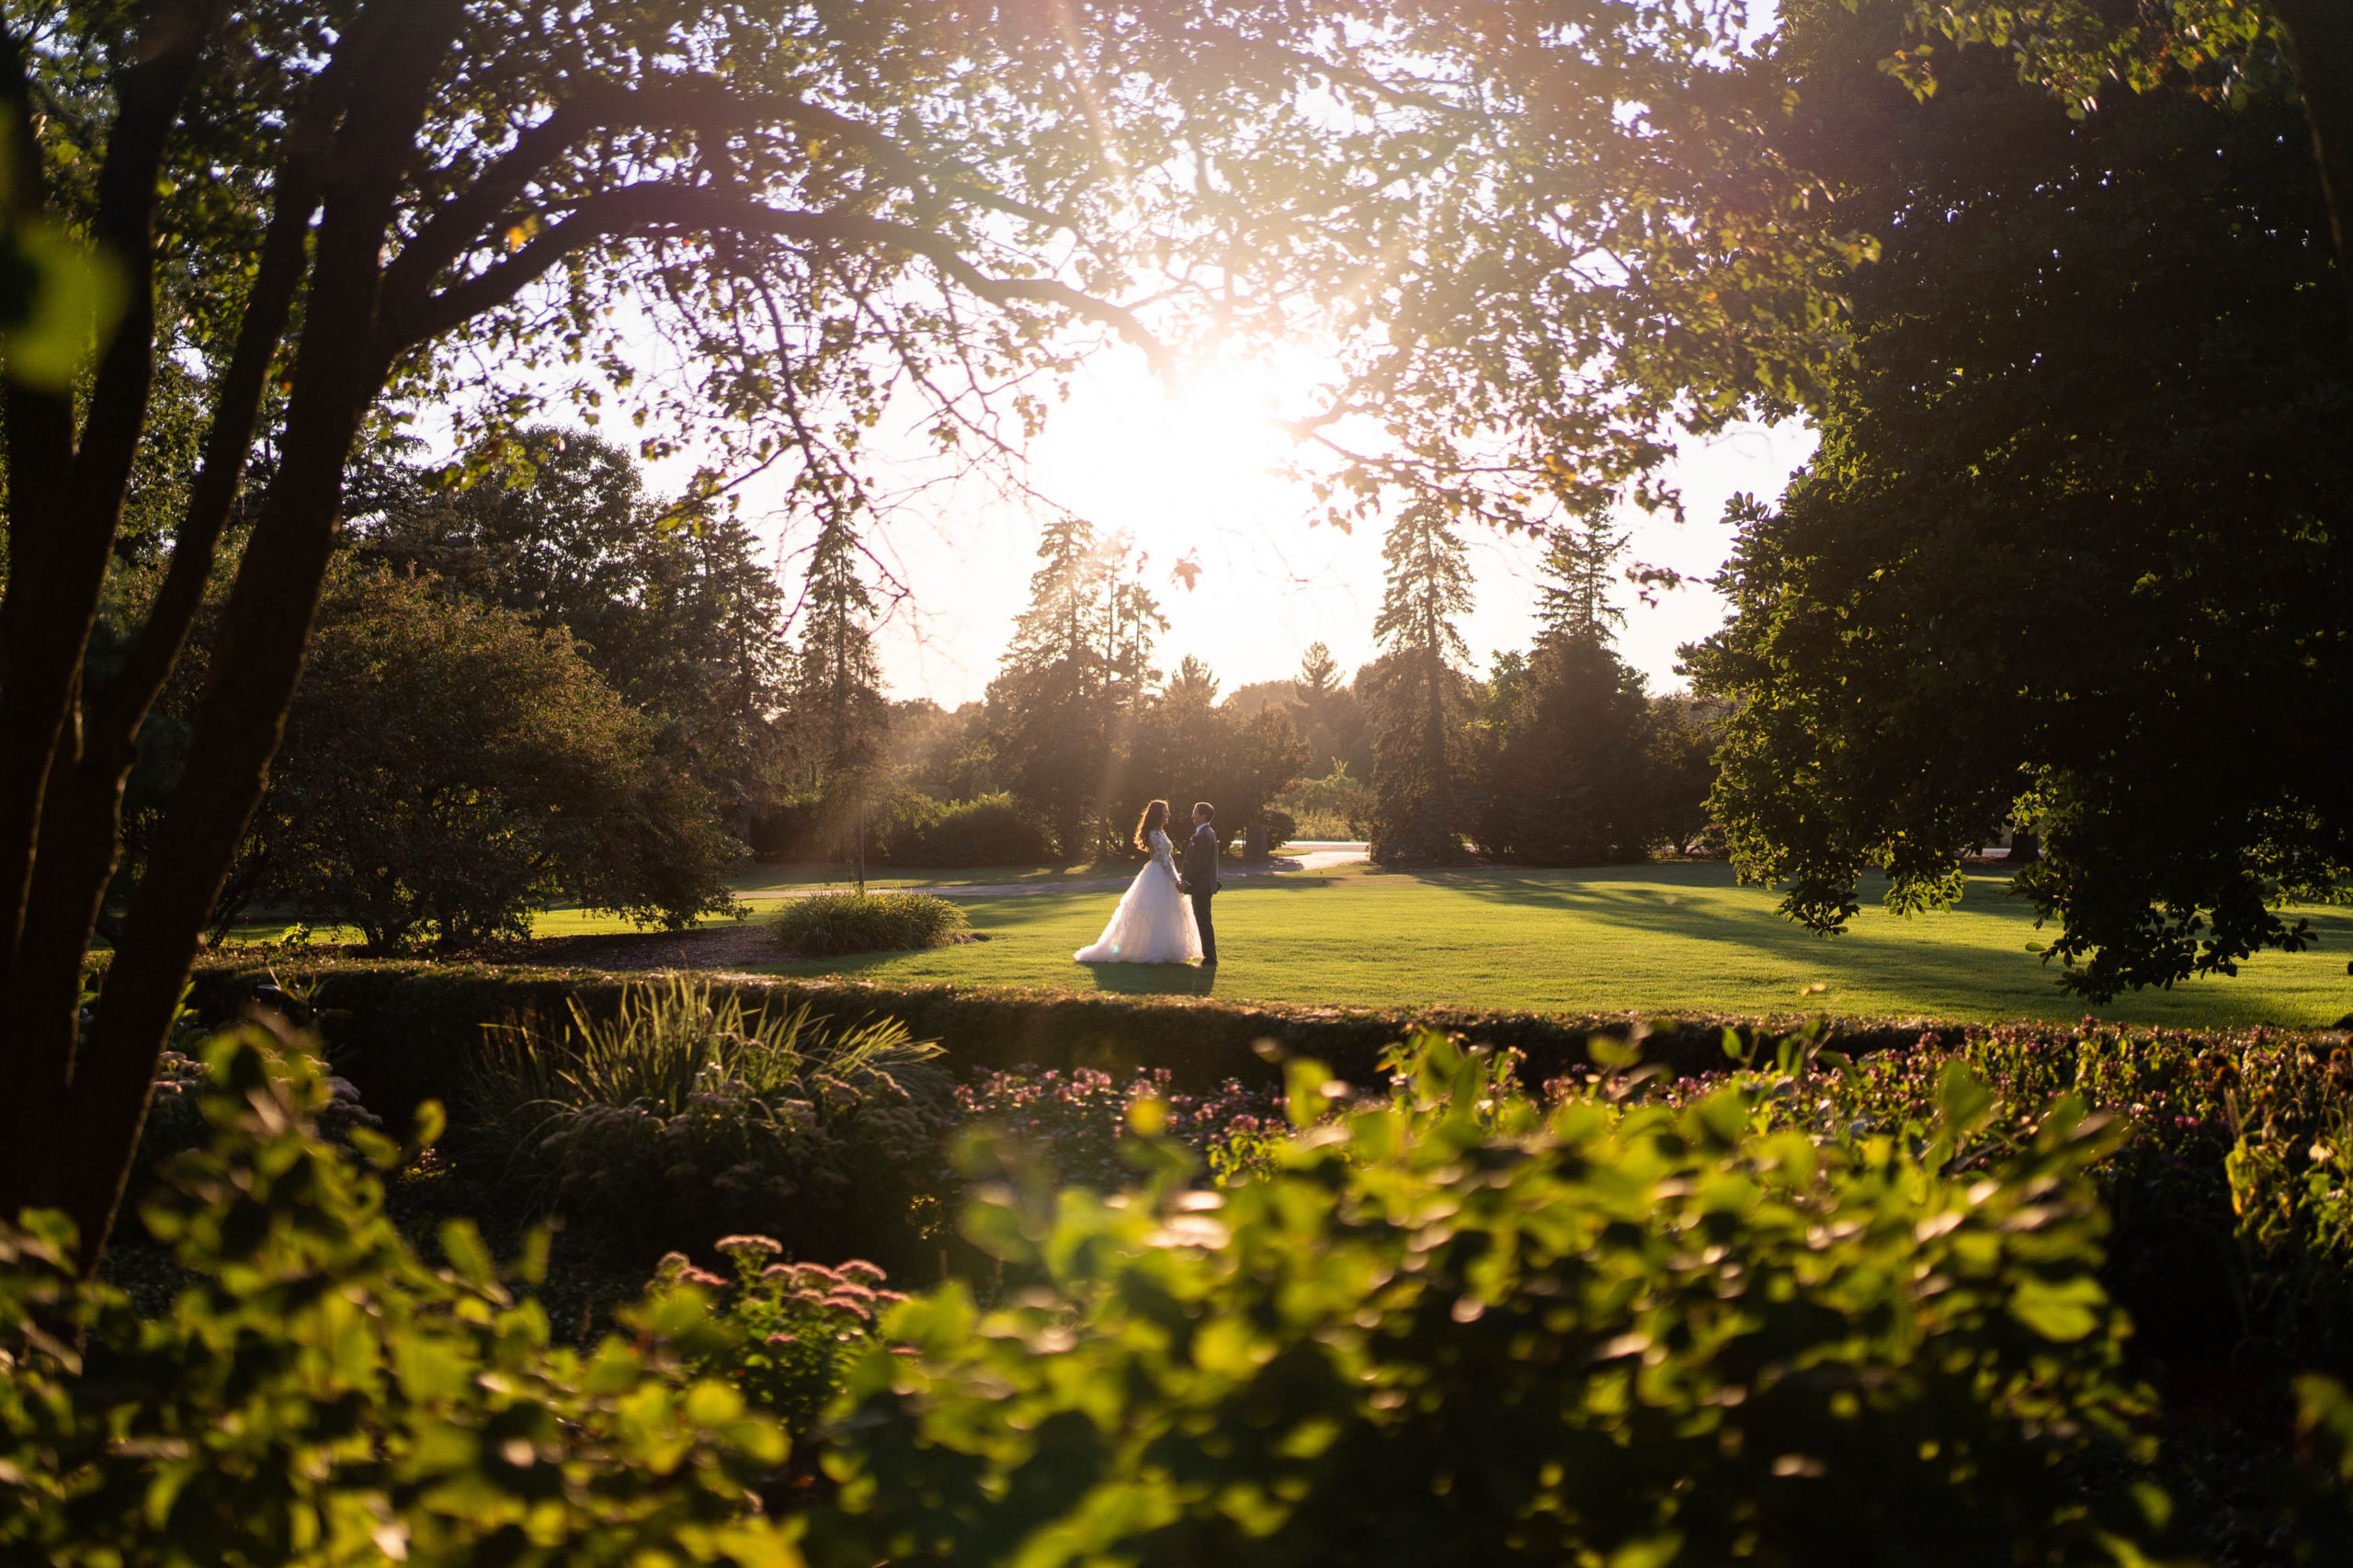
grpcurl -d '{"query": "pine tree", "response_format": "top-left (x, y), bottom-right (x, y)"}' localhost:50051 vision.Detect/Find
top-left (1469, 517), bottom-right (1659, 866)
top-left (1366, 499), bottom-right (1475, 866)
top-left (1536, 517), bottom-right (1630, 643)
top-left (988, 517), bottom-right (1150, 858)
top-left (1104, 541), bottom-right (1166, 719)
top-left (1297, 642), bottom-right (1342, 703)
top-left (1166, 653), bottom-right (1220, 706)
top-left (791, 516), bottom-right (887, 784)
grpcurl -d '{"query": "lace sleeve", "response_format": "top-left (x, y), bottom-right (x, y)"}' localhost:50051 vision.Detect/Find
top-left (1151, 830), bottom-right (1176, 872)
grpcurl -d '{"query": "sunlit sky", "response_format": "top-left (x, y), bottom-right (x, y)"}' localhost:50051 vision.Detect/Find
top-left (759, 347), bottom-right (1817, 710)
top-left (475, 306), bottom-right (1817, 710)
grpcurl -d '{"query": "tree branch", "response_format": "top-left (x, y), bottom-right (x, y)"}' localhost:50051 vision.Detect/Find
top-left (390, 182), bottom-right (1165, 370)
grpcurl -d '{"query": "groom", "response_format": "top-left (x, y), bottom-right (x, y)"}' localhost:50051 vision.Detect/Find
top-left (1176, 801), bottom-right (1222, 965)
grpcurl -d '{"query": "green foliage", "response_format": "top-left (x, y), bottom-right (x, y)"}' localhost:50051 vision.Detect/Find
top-left (350, 426), bottom-right (792, 802)
top-left (1469, 633), bottom-right (1659, 866)
top-left (1123, 662), bottom-right (1313, 859)
top-left (1690, 5), bottom-right (2353, 997)
top-left (811, 1034), bottom-right (2165, 1566)
top-left (0, 1028), bottom-right (796, 1567)
top-left (1286, 642), bottom-right (1372, 784)
top-left (663, 1239), bottom-right (903, 1438)
top-left (769, 892), bottom-right (971, 958)
top-left (162, 564), bottom-right (743, 950)
top-left (1278, 761), bottom-right (1374, 840)
top-left (875, 794), bottom-right (1052, 867)
top-left (1779, 1019), bottom-right (2353, 1381)
top-left (462, 979), bottom-right (950, 1265)
top-left (1366, 500), bottom-right (1477, 866)
top-left (984, 520), bottom-right (1167, 858)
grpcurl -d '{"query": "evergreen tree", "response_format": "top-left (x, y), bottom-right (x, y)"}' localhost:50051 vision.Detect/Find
top-left (1167, 653), bottom-right (1221, 705)
top-left (987, 518), bottom-right (1145, 858)
top-left (1536, 518), bottom-right (1631, 642)
top-left (1105, 542), bottom-right (1167, 720)
top-left (1297, 642), bottom-right (1343, 703)
top-left (790, 515), bottom-right (888, 785)
top-left (1469, 517), bottom-right (1657, 866)
top-left (1366, 500), bottom-right (1475, 866)
top-left (1287, 641), bottom-right (1367, 780)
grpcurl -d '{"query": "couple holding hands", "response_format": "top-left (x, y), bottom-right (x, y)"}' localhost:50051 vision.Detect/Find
top-left (1073, 799), bottom-right (1222, 967)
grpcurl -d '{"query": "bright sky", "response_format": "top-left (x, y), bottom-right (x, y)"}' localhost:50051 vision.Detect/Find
top-left (811, 347), bottom-right (1816, 709)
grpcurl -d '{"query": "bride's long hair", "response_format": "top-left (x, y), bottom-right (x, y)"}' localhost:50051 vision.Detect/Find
top-left (1133, 799), bottom-right (1170, 852)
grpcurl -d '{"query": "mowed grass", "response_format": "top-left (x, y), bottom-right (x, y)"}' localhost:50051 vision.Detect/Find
top-left (744, 861), bottom-right (2353, 1029)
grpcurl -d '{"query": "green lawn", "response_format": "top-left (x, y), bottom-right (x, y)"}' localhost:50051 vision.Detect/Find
top-left (747, 861), bottom-right (2353, 1029)
top-left (222, 860), bottom-right (2353, 1028)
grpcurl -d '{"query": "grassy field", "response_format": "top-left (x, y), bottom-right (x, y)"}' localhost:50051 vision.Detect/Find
top-left (224, 860), bottom-right (2353, 1028)
top-left (740, 861), bottom-right (2353, 1029)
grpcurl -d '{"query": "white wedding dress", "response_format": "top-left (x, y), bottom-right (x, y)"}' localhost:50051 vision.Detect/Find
top-left (1074, 828), bottom-right (1202, 964)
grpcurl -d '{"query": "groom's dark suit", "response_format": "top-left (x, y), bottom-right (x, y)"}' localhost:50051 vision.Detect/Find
top-left (1182, 821), bottom-right (1222, 963)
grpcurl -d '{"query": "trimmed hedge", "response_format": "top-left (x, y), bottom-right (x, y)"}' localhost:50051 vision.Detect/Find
top-left (179, 956), bottom-right (2348, 1134)
top-left (177, 953), bottom-right (2004, 1131)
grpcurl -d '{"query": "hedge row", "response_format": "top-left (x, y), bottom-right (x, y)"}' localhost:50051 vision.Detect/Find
top-left (180, 953), bottom-right (2007, 1130)
top-left (184, 952), bottom-right (2353, 1130)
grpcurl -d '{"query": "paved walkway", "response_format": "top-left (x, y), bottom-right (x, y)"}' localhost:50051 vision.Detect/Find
top-left (513, 844), bottom-right (1373, 971)
top-left (771, 842), bottom-right (1372, 901)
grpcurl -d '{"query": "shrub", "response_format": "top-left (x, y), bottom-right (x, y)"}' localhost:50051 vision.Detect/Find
top-left (190, 565), bottom-right (743, 950)
top-left (0, 1027), bottom-right (794, 1567)
top-left (954, 1066), bottom-right (1282, 1189)
top-left (769, 891), bottom-right (968, 957)
top-left (665, 1237), bottom-right (904, 1437)
top-left (1278, 762), bottom-right (1373, 839)
top-left (463, 978), bottom-right (953, 1265)
top-left (877, 793), bottom-right (1051, 867)
top-left (810, 1035), bottom-right (2169, 1567)
top-left (1758, 1020), bottom-right (2353, 1383)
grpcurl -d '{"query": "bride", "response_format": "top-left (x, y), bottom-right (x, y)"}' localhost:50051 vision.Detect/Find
top-left (1074, 799), bottom-right (1202, 965)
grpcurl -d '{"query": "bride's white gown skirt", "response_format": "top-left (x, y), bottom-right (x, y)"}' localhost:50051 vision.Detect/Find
top-left (1074, 858), bottom-right (1201, 964)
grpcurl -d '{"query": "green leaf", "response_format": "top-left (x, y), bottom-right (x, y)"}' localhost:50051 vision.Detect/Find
top-left (1937, 1061), bottom-right (1995, 1135)
top-left (2009, 1274), bottom-right (2108, 1343)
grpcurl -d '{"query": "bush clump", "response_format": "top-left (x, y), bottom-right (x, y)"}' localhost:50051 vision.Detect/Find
top-left (662, 1236), bottom-right (904, 1437)
top-left (769, 891), bottom-right (968, 957)
top-left (1, 1028), bottom-right (797, 1567)
top-left (809, 1034), bottom-right (2178, 1566)
top-left (878, 793), bottom-right (1052, 866)
top-left (463, 978), bottom-right (952, 1265)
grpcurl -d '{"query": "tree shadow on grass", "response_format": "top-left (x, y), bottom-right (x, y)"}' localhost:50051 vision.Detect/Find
top-left (1083, 963), bottom-right (1219, 996)
top-left (1379, 864), bottom-right (2353, 1028)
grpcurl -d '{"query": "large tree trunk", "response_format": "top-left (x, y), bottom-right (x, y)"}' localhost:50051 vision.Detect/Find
top-left (6, 5), bottom-right (461, 1267)
top-left (0, 2), bottom-right (229, 1203)
top-left (2271, 0), bottom-right (2353, 333)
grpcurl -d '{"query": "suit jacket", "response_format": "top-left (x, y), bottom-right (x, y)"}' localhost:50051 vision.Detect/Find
top-left (1183, 822), bottom-right (1222, 895)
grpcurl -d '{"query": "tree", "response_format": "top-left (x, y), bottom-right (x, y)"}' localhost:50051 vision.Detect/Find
top-left (986, 518), bottom-right (1116, 859)
top-left (1125, 657), bottom-right (1311, 854)
top-left (353, 426), bottom-right (791, 802)
top-left (1887, 0), bottom-right (2353, 336)
top-left (790, 517), bottom-right (887, 787)
top-left (1688, 5), bottom-right (2353, 998)
top-left (986, 520), bottom-right (1174, 858)
top-left (1644, 694), bottom-right (1724, 858)
top-left (0, 0), bottom-right (1335, 1265)
top-left (229, 568), bottom-right (738, 950)
top-left (1365, 501), bottom-right (1475, 866)
top-left (1537, 520), bottom-right (1631, 643)
top-left (1298, 642), bottom-right (1344, 705)
top-left (1287, 642), bottom-right (1370, 782)
top-left (1166, 654), bottom-right (1220, 707)
top-left (1470, 528), bottom-right (1658, 866)
top-left (0, 0), bottom-right (1881, 1267)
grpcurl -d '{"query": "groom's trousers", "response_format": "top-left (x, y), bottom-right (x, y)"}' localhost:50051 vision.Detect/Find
top-left (1190, 892), bottom-right (1218, 963)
